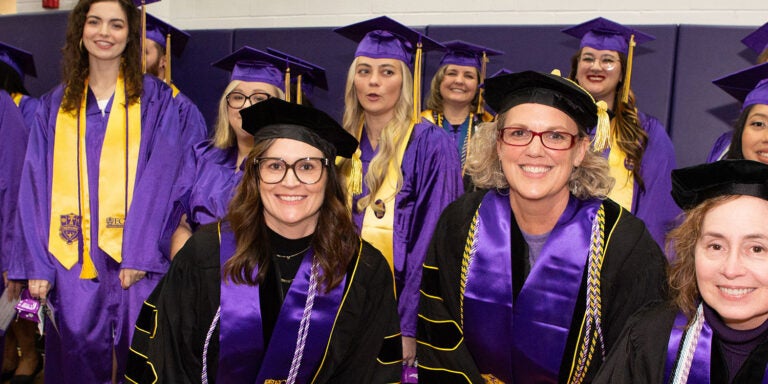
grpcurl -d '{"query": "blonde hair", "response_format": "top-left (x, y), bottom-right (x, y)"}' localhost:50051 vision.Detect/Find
top-left (211, 80), bottom-right (285, 149)
top-left (424, 64), bottom-right (480, 113)
top-left (340, 57), bottom-right (415, 212)
top-left (466, 118), bottom-right (614, 200)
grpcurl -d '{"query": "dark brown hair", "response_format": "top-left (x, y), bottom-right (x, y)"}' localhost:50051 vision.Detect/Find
top-left (222, 139), bottom-right (359, 293)
top-left (61, 0), bottom-right (142, 113)
top-left (725, 105), bottom-right (755, 160)
top-left (569, 49), bottom-right (649, 190)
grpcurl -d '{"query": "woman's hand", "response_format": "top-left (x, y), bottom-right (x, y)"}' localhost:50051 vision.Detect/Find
top-left (402, 336), bottom-right (416, 366)
top-left (119, 268), bottom-right (147, 289)
top-left (28, 279), bottom-right (51, 304)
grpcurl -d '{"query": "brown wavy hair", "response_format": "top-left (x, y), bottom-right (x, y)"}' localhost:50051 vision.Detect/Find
top-left (222, 139), bottom-right (359, 293)
top-left (569, 49), bottom-right (649, 190)
top-left (424, 64), bottom-right (481, 113)
top-left (61, 0), bottom-right (142, 113)
top-left (667, 195), bottom-right (737, 319)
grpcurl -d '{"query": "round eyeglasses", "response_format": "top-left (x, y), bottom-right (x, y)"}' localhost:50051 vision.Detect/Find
top-left (498, 128), bottom-right (578, 150)
top-left (255, 157), bottom-right (329, 185)
top-left (578, 55), bottom-right (619, 71)
top-left (226, 91), bottom-right (272, 109)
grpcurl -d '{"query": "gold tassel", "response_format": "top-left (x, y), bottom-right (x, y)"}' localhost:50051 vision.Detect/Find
top-left (284, 66), bottom-right (291, 103)
top-left (164, 33), bottom-right (171, 84)
top-left (140, 2), bottom-right (146, 74)
top-left (476, 51), bottom-right (488, 115)
top-left (621, 34), bottom-right (636, 104)
top-left (592, 100), bottom-right (611, 152)
top-left (296, 74), bottom-right (303, 105)
top-left (412, 41), bottom-right (423, 124)
top-left (350, 149), bottom-right (363, 196)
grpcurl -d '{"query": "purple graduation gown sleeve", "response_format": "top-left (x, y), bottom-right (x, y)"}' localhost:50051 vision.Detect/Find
top-left (393, 121), bottom-right (463, 337)
top-left (174, 91), bottom-right (208, 148)
top-left (633, 112), bottom-right (680, 251)
top-left (706, 131), bottom-right (732, 163)
top-left (0, 91), bottom-right (30, 274)
top-left (121, 77), bottom-right (185, 273)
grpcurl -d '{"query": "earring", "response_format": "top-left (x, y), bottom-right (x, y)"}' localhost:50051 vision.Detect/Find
top-left (79, 38), bottom-right (84, 52)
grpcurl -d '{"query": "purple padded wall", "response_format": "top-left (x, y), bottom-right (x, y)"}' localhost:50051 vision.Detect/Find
top-left (172, 29), bottom-right (234, 132)
top-left (670, 25), bottom-right (756, 167)
top-left (424, 25), bottom-right (678, 133)
top-left (0, 11), bottom-right (69, 97)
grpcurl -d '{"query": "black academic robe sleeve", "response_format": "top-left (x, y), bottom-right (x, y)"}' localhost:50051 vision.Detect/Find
top-left (417, 193), bottom-right (669, 383)
top-left (126, 225), bottom-right (401, 384)
top-left (126, 224), bottom-right (221, 384)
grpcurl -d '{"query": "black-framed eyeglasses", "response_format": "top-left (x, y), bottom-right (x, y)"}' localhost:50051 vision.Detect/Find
top-left (498, 127), bottom-right (578, 150)
top-left (226, 91), bottom-right (272, 109)
top-left (254, 157), bottom-right (329, 184)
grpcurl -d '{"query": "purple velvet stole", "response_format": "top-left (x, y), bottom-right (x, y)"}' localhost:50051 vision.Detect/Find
top-left (664, 310), bottom-right (768, 383)
top-left (217, 229), bottom-right (346, 383)
top-left (463, 191), bottom-right (598, 383)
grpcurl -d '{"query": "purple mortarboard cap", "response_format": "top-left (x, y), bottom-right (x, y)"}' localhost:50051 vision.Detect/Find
top-left (145, 13), bottom-right (190, 57)
top-left (266, 48), bottom-right (328, 92)
top-left (562, 17), bottom-right (655, 55)
top-left (713, 62), bottom-right (768, 110)
top-left (438, 40), bottom-right (503, 69)
top-left (211, 47), bottom-right (297, 91)
top-left (742, 22), bottom-right (768, 56)
top-left (334, 16), bottom-right (444, 65)
top-left (0, 41), bottom-right (36, 78)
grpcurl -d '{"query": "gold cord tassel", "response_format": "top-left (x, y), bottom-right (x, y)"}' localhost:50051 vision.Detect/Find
top-left (284, 67), bottom-right (291, 103)
top-left (140, 2), bottom-right (146, 74)
top-left (412, 41), bottom-right (423, 124)
top-left (592, 100), bottom-right (611, 152)
top-left (621, 34), bottom-right (636, 104)
top-left (476, 51), bottom-right (488, 115)
top-left (164, 33), bottom-right (171, 84)
top-left (350, 149), bottom-right (363, 196)
top-left (296, 74), bottom-right (303, 105)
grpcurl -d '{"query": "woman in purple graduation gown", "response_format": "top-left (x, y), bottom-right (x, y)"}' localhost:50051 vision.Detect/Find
top-left (417, 70), bottom-right (667, 383)
top-left (708, 62), bottom-right (768, 167)
top-left (594, 160), bottom-right (768, 383)
top-left (563, 17), bottom-right (679, 249)
top-left (707, 23), bottom-right (768, 163)
top-left (10, 0), bottom-right (183, 382)
top-left (125, 99), bottom-right (401, 383)
top-left (421, 41), bottom-right (502, 176)
top-left (333, 16), bottom-right (464, 368)
top-left (167, 47), bottom-right (288, 258)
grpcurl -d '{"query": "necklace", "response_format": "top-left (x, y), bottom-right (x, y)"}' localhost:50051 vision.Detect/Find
top-left (275, 245), bottom-right (311, 260)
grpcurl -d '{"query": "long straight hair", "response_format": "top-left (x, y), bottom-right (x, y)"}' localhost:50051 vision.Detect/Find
top-left (339, 57), bottom-right (414, 212)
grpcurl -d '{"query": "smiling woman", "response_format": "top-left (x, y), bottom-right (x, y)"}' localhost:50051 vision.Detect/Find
top-left (126, 99), bottom-right (402, 383)
top-left (10, 0), bottom-right (186, 382)
top-left (417, 70), bottom-right (667, 383)
top-left (594, 160), bottom-right (768, 384)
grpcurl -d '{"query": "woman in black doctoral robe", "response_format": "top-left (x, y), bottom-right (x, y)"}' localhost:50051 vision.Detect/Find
top-left (125, 98), bottom-right (401, 384)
